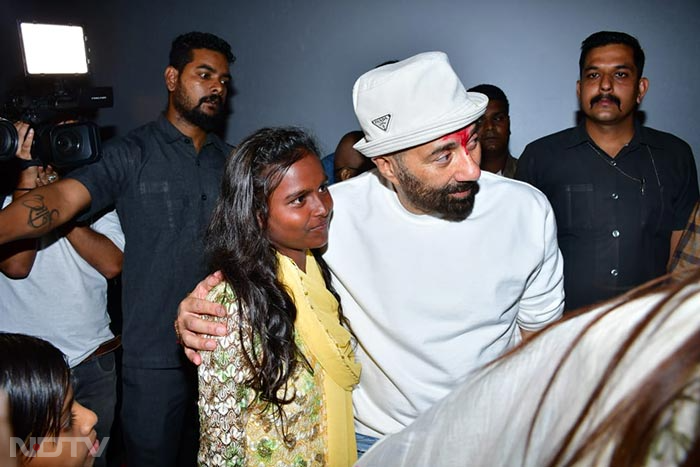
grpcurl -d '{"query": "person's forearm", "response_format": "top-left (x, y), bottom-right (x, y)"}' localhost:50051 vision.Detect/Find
top-left (0, 239), bottom-right (38, 278)
top-left (65, 226), bottom-right (123, 279)
top-left (0, 179), bottom-right (91, 244)
top-left (0, 186), bottom-right (40, 277)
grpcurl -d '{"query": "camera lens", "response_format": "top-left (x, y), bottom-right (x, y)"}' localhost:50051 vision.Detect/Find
top-left (0, 118), bottom-right (19, 162)
top-left (53, 129), bottom-right (81, 157)
top-left (47, 121), bottom-right (100, 169)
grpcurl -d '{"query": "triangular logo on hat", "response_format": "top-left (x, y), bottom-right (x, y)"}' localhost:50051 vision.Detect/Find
top-left (371, 114), bottom-right (391, 132)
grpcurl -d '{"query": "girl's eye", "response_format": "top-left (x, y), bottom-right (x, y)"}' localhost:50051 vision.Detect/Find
top-left (61, 411), bottom-right (76, 430)
top-left (292, 195), bottom-right (306, 205)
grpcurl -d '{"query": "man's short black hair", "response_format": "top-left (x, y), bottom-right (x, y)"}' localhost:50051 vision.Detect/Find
top-left (467, 84), bottom-right (509, 114)
top-left (579, 31), bottom-right (645, 78)
top-left (169, 32), bottom-right (235, 72)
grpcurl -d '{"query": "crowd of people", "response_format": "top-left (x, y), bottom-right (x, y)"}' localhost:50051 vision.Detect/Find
top-left (1, 28), bottom-right (699, 467)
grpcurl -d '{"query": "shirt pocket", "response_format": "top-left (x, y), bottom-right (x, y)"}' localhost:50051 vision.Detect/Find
top-left (551, 184), bottom-right (595, 231)
top-left (137, 182), bottom-right (187, 231)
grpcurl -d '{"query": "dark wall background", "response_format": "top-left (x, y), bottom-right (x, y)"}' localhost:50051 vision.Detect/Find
top-left (2, 0), bottom-right (699, 162)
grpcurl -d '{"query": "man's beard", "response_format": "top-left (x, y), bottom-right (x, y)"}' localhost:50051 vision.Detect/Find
top-left (173, 88), bottom-right (225, 132)
top-left (395, 161), bottom-right (479, 221)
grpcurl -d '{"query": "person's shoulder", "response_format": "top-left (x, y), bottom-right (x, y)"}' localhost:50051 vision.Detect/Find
top-left (207, 281), bottom-right (237, 306)
top-left (480, 172), bottom-right (554, 217)
top-left (102, 120), bottom-right (158, 152)
top-left (482, 171), bottom-right (550, 202)
top-left (207, 132), bottom-right (235, 156)
top-left (641, 126), bottom-right (693, 155)
top-left (523, 127), bottom-right (578, 153)
top-left (329, 168), bottom-right (379, 198)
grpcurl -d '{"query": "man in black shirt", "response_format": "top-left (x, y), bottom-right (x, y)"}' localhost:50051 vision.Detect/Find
top-left (517, 31), bottom-right (698, 311)
top-left (0, 31), bottom-right (234, 465)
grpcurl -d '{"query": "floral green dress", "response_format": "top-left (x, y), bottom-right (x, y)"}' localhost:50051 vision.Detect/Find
top-left (198, 283), bottom-right (327, 467)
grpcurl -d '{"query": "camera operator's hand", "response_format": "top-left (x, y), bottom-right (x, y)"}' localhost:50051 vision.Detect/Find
top-left (14, 122), bottom-right (33, 161)
top-left (35, 166), bottom-right (59, 187)
top-left (12, 122), bottom-right (59, 192)
top-left (13, 122), bottom-right (39, 194)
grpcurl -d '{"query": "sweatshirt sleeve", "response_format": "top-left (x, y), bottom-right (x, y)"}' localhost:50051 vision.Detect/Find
top-left (516, 197), bottom-right (565, 330)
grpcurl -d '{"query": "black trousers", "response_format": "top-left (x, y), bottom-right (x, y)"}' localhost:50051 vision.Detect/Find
top-left (72, 352), bottom-right (118, 467)
top-left (121, 364), bottom-right (199, 466)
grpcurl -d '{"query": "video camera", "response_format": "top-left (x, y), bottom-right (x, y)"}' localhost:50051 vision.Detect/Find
top-left (0, 22), bottom-right (113, 170)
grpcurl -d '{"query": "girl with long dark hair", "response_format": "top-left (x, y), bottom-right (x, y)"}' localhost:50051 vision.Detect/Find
top-left (197, 127), bottom-right (360, 466)
top-left (0, 333), bottom-right (100, 467)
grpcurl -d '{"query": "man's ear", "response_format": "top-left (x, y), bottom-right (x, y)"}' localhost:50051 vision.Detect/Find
top-left (164, 66), bottom-right (179, 92)
top-left (576, 79), bottom-right (581, 101)
top-left (636, 77), bottom-right (649, 104)
top-left (336, 168), bottom-right (355, 182)
top-left (373, 156), bottom-right (400, 186)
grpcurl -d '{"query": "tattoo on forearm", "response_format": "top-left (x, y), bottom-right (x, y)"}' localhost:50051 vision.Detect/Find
top-left (22, 194), bottom-right (58, 229)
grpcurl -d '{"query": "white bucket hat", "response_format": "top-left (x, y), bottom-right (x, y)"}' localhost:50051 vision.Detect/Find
top-left (353, 51), bottom-right (488, 158)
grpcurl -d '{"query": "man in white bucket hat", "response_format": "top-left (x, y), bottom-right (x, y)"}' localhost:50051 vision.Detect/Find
top-left (176, 51), bottom-right (565, 455)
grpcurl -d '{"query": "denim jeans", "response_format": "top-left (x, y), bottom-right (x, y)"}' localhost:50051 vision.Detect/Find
top-left (72, 351), bottom-right (117, 467)
top-left (356, 432), bottom-right (380, 458)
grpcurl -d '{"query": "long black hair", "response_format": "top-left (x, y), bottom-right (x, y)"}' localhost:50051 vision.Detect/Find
top-left (0, 333), bottom-right (71, 447)
top-left (205, 126), bottom-right (344, 407)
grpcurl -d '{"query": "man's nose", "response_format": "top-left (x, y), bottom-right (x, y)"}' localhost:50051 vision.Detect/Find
top-left (454, 147), bottom-right (481, 182)
top-left (211, 80), bottom-right (224, 95)
top-left (600, 73), bottom-right (613, 91)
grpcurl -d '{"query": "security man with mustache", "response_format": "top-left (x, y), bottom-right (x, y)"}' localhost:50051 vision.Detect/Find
top-left (0, 32), bottom-right (235, 466)
top-left (517, 31), bottom-right (698, 311)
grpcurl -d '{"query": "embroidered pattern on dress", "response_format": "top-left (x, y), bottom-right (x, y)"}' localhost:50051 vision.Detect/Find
top-left (198, 283), bottom-right (328, 467)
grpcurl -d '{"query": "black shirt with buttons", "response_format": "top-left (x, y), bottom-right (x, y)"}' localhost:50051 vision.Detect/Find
top-left (516, 122), bottom-right (698, 311)
top-left (69, 114), bottom-right (231, 367)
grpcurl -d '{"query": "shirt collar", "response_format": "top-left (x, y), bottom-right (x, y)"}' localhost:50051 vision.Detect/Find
top-left (635, 121), bottom-right (663, 149)
top-left (157, 113), bottom-right (185, 144)
top-left (156, 113), bottom-right (228, 152)
top-left (567, 119), bottom-right (662, 150)
top-left (565, 122), bottom-right (590, 148)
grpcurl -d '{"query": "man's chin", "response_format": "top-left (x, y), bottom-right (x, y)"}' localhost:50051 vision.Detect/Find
top-left (440, 207), bottom-right (473, 222)
top-left (481, 141), bottom-right (502, 153)
top-left (440, 185), bottom-right (479, 221)
top-left (186, 111), bottom-right (225, 132)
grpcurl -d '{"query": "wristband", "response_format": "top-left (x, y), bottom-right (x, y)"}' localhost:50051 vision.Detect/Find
top-left (18, 159), bottom-right (41, 170)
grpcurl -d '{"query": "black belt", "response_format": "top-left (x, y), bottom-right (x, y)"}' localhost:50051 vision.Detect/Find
top-left (84, 335), bottom-right (121, 362)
